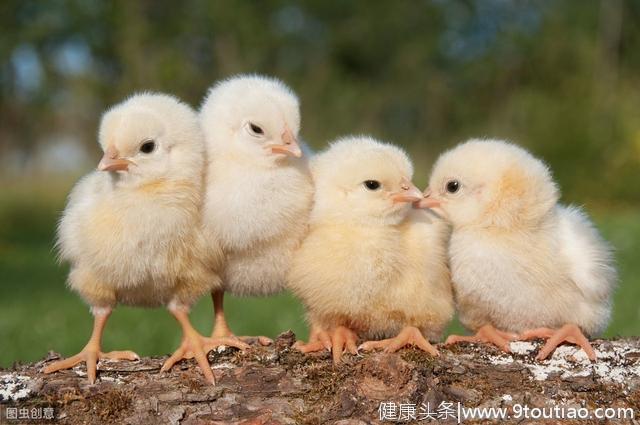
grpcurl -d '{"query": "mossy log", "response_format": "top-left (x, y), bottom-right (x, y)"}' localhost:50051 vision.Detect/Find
top-left (1, 332), bottom-right (639, 424)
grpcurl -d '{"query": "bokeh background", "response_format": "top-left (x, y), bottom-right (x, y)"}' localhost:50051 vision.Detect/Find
top-left (1, 0), bottom-right (639, 367)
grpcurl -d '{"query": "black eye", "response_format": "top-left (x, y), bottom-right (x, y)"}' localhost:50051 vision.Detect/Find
top-left (140, 140), bottom-right (156, 154)
top-left (364, 180), bottom-right (381, 191)
top-left (249, 123), bottom-right (264, 135)
top-left (446, 180), bottom-right (460, 193)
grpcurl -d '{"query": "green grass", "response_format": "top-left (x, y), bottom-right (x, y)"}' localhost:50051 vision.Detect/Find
top-left (592, 208), bottom-right (640, 338)
top-left (0, 180), bottom-right (638, 367)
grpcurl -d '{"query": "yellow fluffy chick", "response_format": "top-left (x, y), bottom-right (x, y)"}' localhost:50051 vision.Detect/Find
top-left (199, 75), bottom-right (313, 344)
top-left (44, 93), bottom-right (243, 384)
top-left (289, 136), bottom-right (454, 362)
top-left (418, 139), bottom-right (617, 360)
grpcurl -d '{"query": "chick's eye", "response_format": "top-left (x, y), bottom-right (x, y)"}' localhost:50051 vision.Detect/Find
top-left (249, 123), bottom-right (264, 135)
top-left (446, 180), bottom-right (460, 194)
top-left (140, 140), bottom-right (156, 154)
top-left (364, 180), bottom-right (381, 191)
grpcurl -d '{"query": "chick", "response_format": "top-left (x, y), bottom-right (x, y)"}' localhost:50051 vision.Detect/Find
top-left (44, 93), bottom-right (244, 384)
top-left (418, 139), bottom-right (616, 360)
top-left (199, 75), bottom-right (313, 344)
top-left (289, 136), bottom-right (454, 362)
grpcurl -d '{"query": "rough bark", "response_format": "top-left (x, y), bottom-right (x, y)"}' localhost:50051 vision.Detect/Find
top-left (1, 332), bottom-right (639, 424)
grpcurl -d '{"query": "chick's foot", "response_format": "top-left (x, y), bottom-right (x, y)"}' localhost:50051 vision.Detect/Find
top-left (163, 307), bottom-right (248, 385)
top-left (43, 347), bottom-right (139, 384)
top-left (211, 290), bottom-right (272, 346)
top-left (294, 325), bottom-right (358, 363)
top-left (292, 324), bottom-right (332, 354)
top-left (359, 326), bottom-right (439, 356)
top-left (520, 323), bottom-right (596, 361)
top-left (211, 323), bottom-right (272, 347)
top-left (161, 333), bottom-right (247, 384)
top-left (42, 309), bottom-right (139, 384)
top-left (445, 324), bottom-right (517, 352)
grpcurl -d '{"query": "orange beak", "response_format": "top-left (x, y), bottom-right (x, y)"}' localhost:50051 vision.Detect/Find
top-left (98, 146), bottom-right (132, 172)
top-left (416, 189), bottom-right (441, 209)
top-left (390, 177), bottom-right (423, 204)
top-left (269, 127), bottom-right (302, 158)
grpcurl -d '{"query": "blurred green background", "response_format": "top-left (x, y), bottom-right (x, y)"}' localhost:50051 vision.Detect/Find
top-left (1, 0), bottom-right (639, 367)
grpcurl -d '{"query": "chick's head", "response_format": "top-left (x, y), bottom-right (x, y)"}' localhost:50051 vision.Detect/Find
top-left (421, 139), bottom-right (559, 228)
top-left (199, 74), bottom-right (301, 166)
top-left (97, 93), bottom-right (204, 187)
top-left (311, 136), bottom-right (422, 225)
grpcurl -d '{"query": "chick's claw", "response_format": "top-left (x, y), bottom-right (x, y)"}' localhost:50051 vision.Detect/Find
top-left (522, 324), bottom-right (596, 361)
top-left (520, 327), bottom-right (556, 340)
top-left (162, 341), bottom-right (213, 385)
top-left (161, 334), bottom-right (247, 385)
top-left (182, 336), bottom-right (251, 359)
top-left (307, 326), bottom-right (333, 350)
top-left (249, 336), bottom-right (274, 346)
top-left (360, 326), bottom-right (439, 356)
top-left (445, 324), bottom-right (517, 353)
top-left (43, 348), bottom-right (139, 384)
top-left (330, 326), bottom-right (359, 363)
top-left (294, 326), bottom-right (358, 363)
top-left (293, 340), bottom-right (327, 353)
top-left (217, 334), bottom-right (272, 347)
top-left (101, 350), bottom-right (141, 361)
top-left (211, 327), bottom-right (271, 347)
top-left (164, 306), bottom-right (251, 385)
top-left (293, 327), bottom-right (333, 353)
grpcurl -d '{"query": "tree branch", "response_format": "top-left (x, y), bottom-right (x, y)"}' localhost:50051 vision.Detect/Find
top-left (1, 332), bottom-right (639, 424)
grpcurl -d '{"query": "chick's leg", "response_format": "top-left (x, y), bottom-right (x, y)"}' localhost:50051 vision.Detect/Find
top-left (42, 308), bottom-right (139, 384)
top-left (295, 325), bottom-right (358, 363)
top-left (520, 323), bottom-right (596, 361)
top-left (211, 289), bottom-right (235, 338)
top-left (360, 326), bottom-right (439, 356)
top-left (161, 305), bottom-right (249, 385)
top-left (445, 324), bottom-right (518, 352)
top-left (211, 290), bottom-right (272, 346)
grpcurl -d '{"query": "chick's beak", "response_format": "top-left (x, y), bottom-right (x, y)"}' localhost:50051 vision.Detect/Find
top-left (270, 128), bottom-right (302, 158)
top-left (98, 146), bottom-right (132, 172)
top-left (391, 177), bottom-right (423, 204)
top-left (416, 189), bottom-right (441, 209)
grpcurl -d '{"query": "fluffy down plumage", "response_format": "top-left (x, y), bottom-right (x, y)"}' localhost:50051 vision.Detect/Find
top-left (199, 74), bottom-right (313, 297)
top-left (58, 92), bottom-right (223, 309)
top-left (425, 139), bottom-right (616, 337)
top-left (289, 136), bottom-right (454, 341)
top-left (47, 93), bottom-right (229, 384)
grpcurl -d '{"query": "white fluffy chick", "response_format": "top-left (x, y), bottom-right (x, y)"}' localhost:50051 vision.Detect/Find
top-left (418, 139), bottom-right (616, 360)
top-left (199, 75), bottom-right (313, 344)
top-left (44, 93), bottom-right (243, 385)
top-left (289, 136), bottom-right (454, 363)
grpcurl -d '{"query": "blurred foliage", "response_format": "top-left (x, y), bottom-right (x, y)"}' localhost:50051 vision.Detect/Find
top-left (1, 0), bottom-right (639, 202)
